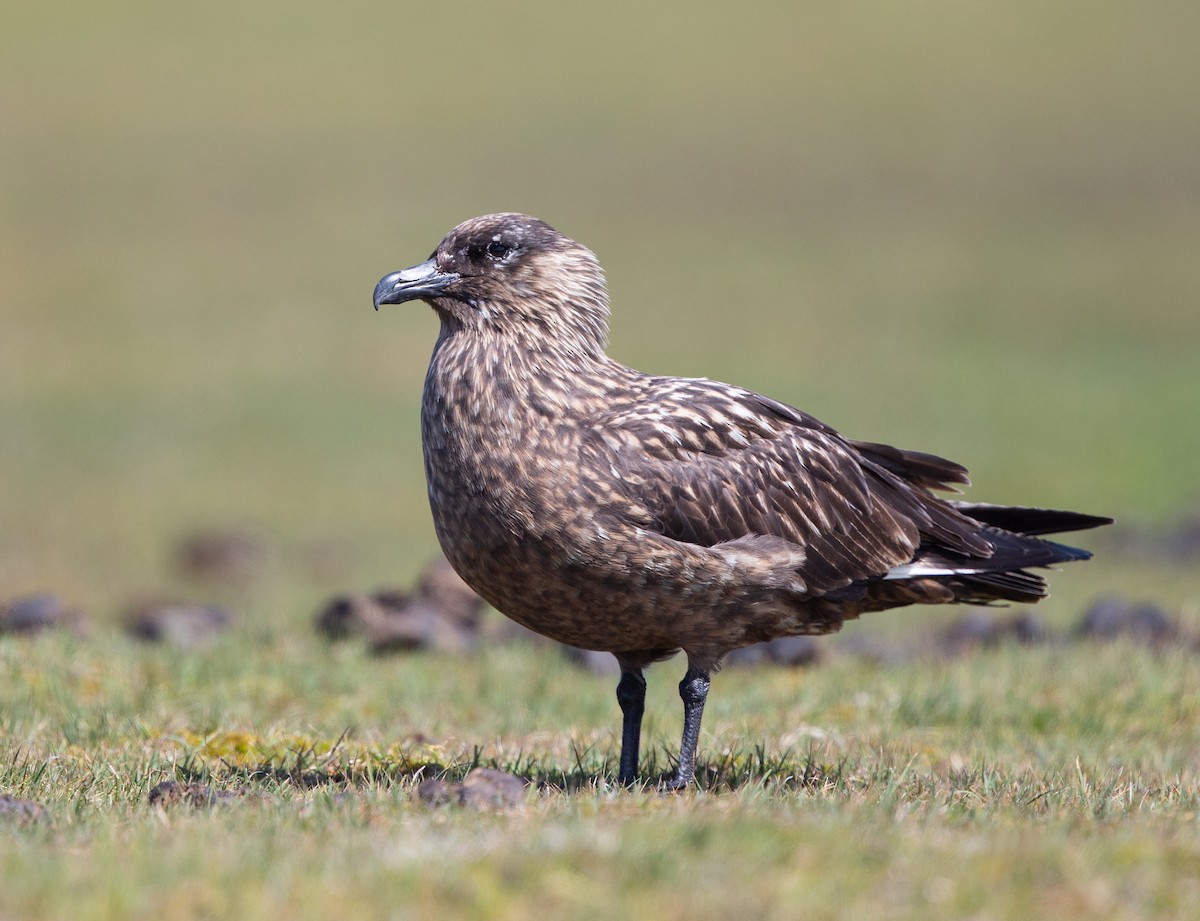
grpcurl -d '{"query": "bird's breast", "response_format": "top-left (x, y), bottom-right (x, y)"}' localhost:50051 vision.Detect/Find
top-left (420, 342), bottom-right (586, 544)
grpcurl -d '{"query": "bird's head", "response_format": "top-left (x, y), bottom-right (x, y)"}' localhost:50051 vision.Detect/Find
top-left (373, 213), bottom-right (610, 355)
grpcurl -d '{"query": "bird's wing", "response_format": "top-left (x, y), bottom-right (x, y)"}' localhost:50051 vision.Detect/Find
top-left (581, 378), bottom-right (990, 596)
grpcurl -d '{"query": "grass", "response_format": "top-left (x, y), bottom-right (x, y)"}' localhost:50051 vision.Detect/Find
top-left (3, 0), bottom-right (1200, 918)
top-left (4, 629), bottom-right (1200, 920)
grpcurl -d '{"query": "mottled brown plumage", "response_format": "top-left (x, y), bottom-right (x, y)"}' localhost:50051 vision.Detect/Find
top-left (374, 213), bottom-right (1110, 789)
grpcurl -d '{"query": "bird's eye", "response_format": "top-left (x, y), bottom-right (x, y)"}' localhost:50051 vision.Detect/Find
top-left (486, 241), bottom-right (511, 259)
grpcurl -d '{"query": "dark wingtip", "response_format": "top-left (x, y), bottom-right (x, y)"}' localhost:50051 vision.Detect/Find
top-left (851, 440), bottom-right (972, 492)
top-left (951, 503), bottom-right (1113, 536)
top-left (1043, 540), bottom-right (1093, 564)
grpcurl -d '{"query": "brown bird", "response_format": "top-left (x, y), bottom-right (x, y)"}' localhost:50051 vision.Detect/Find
top-left (373, 213), bottom-right (1110, 790)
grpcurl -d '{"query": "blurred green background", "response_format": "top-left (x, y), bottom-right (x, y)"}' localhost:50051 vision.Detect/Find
top-left (2, 0), bottom-right (1197, 622)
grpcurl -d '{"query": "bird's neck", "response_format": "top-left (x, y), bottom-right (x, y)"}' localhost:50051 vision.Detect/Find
top-left (425, 325), bottom-right (632, 437)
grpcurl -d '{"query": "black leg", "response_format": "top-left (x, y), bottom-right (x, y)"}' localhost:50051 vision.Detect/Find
top-left (665, 667), bottom-right (710, 791)
top-left (615, 667), bottom-right (647, 786)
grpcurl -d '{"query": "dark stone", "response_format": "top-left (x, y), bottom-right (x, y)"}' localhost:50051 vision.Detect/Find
top-left (174, 529), bottom-right (268, 586)
top-left (314, 592), bottom-right (398, 641)
top-left (125, 601), bottom-right (234, 649)
top-left (1165, 514), bottom-right (1200, 559)
top-left (415, 777), bottom-right (455, 807)
top-left (414, 557), bottom-right (486, 631)
top-left (727, 636), bottom-right (822, 668)
top-left (936, 609), bottom-right (1051, 657)
top-left (835, 630), bottom-right (918, 665)
top-left (0, 594), bottom-right (87, 636)
top-left (1075, 597), bottom-right (1178, 644)
top-left (722, 644), bottom-right (770, 668)
top-left (148, 780), bottom-right (242, 808)
top-left (762, 635), bottom-right (824, 666)
top-left (367, 599), bottom-right (475, 655)
top-left (0, 793), bottom-right (50, 825)
top-left (415, 769), bottom-right (528, 809)
top-left (317, 556), bottom-right (487, 655)
top-left (459, 769), bottom-right (528, 810)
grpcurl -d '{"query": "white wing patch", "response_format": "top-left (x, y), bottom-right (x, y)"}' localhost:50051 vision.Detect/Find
top-left (883, 562), bottom-right (980, 580)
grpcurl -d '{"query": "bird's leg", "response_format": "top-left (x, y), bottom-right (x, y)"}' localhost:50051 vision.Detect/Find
top-left (615, 666), bottom-right (647, 786)
top-left (665, 667), bottom-right (711, 791)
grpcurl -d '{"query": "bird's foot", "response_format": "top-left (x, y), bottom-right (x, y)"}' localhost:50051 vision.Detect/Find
top-left (659, 770), bottom-right (696, 793)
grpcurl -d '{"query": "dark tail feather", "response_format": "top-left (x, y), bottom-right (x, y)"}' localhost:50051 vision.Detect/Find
top-left (916, 528), bottom-right (1099, 604)
top-left (865, 502), bottom-right (1110, 611)
top-left (918, 528), bottom-right (1094, 576)
top-left (956, 568), bottom-right (1050, 604)
top-left (852, 440), bottom-right (971, 492)
top-left (950, 502), bottom-right (1113, 537)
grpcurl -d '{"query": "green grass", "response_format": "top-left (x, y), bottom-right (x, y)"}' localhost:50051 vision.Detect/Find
top-left (3, 0), bottom-right (1200, 918)
top-left (4, 629), bottom-right (1200, 920)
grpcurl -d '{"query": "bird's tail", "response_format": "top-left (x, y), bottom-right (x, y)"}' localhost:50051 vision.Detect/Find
top-left (878, 504), bottom-right (1112, 605)
top-left (948, 502), bottom-right (1113, 537)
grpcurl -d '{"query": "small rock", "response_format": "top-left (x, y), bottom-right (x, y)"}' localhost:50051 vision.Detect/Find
top-left (936, 610), bottom-right (1050, 657)
top-left (764, 636), bottom-right (824, 667)
top-left (367, 598), bottom-right (476, 656)
top-left (416, 558), bottom-right (486, 629)
top-left (415, 777), bottom-right (456, 807)
top-left (126, 601), bottom-right (234, 649)
top-left (314, 592), bottom-right (400, 641)
top-left (1110, 513), bottom-right (1200, 563)
top-left (459, 769), bottom-right (528, 809)
top-left (1164, 513), bottom-right (1200, 560)
top-left (0, 594), bottom-right (87, 636)
top-left (174, 529), bottom-right (268, 586)
top-left (415, 769), bottom-right (528, 810)
top-left (726, 636), bottom-right (823, 668)
top-left (724, 644), bottom-right (770, 668)
top-left (1074, 597), bottom-right (1178, 644)
top-left (372, 587), bottom-right (411, 611)
top-left (366, 606), bottom-right (438, 652)
top-left (318, 556), bottom-right (488, 655)
top-left (0, 793), bottom-right (51, 826)
top-left (367, 559), bottom-right (485, 654)
top-left (147, 780), bottom-right (248, 808)
top-left (836, 630), bottom-right (918, 665)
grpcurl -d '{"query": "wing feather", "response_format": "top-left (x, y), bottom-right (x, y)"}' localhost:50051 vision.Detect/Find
top-left (581, 378), bottom-right (981, 597)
